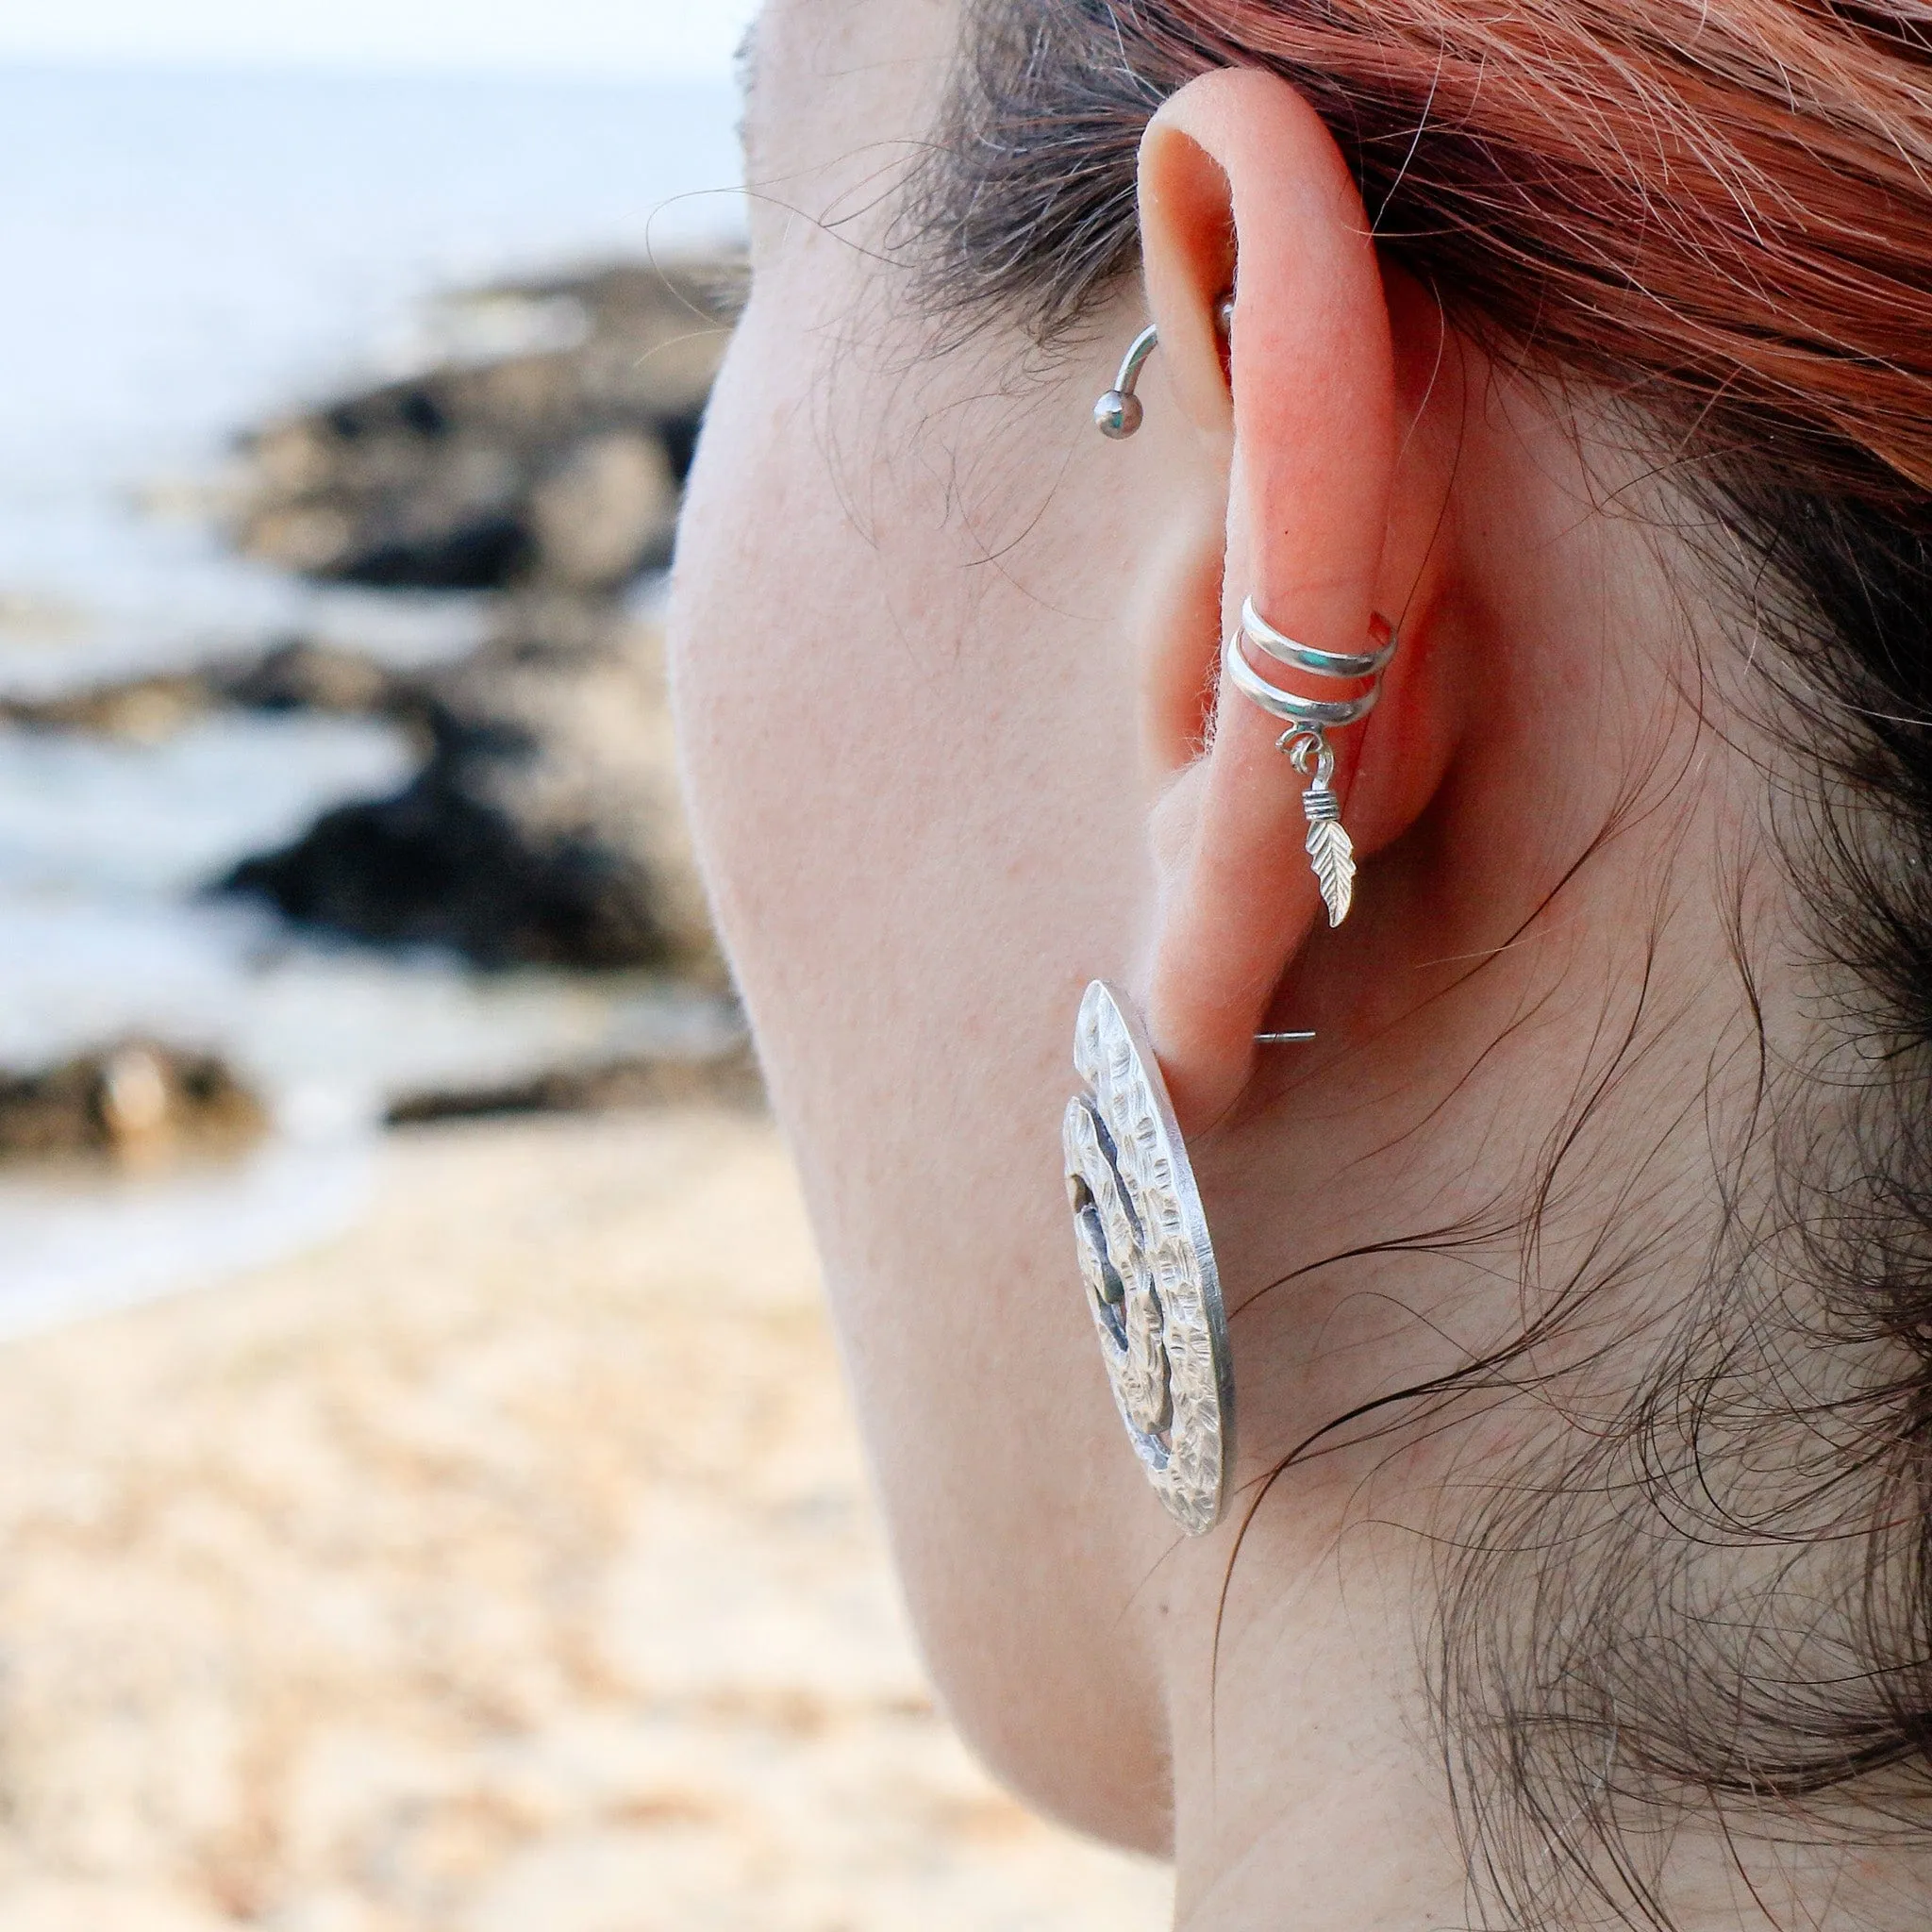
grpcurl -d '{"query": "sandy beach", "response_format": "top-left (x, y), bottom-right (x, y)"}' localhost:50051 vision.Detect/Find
top-left (0, 1108), bottom-right (1171, 1930)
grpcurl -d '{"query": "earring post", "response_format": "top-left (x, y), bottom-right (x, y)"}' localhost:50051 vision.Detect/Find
top-left (1256, 1031), bottom-right (1317, 1044)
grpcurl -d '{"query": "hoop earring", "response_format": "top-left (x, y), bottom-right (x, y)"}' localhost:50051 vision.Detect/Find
top-left (1063, 981), bottom-right (1232, 1534)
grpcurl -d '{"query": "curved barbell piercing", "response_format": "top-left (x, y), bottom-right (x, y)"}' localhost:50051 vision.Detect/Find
top-left (1093, 298), bottom-right (1236, 440)
top-left (1093, 325), bottom-right (1159, 440)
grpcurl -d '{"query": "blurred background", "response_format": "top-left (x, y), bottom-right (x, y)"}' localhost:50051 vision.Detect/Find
top-left (0, 7), bottom-right (1172, 1926)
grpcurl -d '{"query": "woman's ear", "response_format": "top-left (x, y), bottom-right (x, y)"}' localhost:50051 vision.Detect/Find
top-left (1129, 68), bottom-right (1463, 1131)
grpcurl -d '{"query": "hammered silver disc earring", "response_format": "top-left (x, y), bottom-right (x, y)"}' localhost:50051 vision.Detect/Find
top-left (1064, 981), bottom-right (1232, 1534)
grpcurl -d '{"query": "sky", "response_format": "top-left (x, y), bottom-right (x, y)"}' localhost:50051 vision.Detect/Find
top-left (0, 0), bottom-right (764, 83)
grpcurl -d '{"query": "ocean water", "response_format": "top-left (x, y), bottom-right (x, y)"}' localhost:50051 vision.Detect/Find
top-left (0, 63), bottom-right (742, 684)
top-left (0, 64), bottom-right (746, 1324)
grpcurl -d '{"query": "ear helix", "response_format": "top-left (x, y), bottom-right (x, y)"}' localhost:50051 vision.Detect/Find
top-left (1091, 310), bottom-right (1399, 940)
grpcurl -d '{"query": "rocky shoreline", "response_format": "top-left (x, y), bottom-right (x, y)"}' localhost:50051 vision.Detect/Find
top-left (0, 1041), bottom-right (267, 1166)
top-left (234, 259), bottom-right (740, 594)
top-left (0, 256), bottom-right (749, 1161)
top-left (220, 596), bottom-right (720, 979)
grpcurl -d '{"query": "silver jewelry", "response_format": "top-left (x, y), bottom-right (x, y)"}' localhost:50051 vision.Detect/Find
top-left (1091, 298), bottom-right (1235, 440)
top-left (1092, 325), bottom-right (1158, 440)
top-left (1063, 981), bottom-right (1233, 1534)
top-left (1093, 307), bottom-right (1398, 900)
top-left (1241, 596), bottom-right (1398, 683)
top-left (1222, 596), bottom-right (1399, 927)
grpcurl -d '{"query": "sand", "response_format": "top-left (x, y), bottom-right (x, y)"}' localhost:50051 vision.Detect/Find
top-left (0, 1110), bottom-right (1172, 1931)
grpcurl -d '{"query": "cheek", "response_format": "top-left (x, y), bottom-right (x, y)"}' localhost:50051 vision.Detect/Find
top-left (669, 305), bottom-right (986, 1133)
top-left (670, 295), bottom-right (1123, 1196)
top-left (667, 291), bottom-right (1171, 1836)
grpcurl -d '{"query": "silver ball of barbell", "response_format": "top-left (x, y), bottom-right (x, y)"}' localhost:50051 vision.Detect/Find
top-left (1093, 389), bottom-right (1143, 440)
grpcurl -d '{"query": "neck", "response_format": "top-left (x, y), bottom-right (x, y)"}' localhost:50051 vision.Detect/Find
top-left (1146, 852), bottom-right (1828, 1931)
top-left (1160, 1492), bottom-right (1467, 1931)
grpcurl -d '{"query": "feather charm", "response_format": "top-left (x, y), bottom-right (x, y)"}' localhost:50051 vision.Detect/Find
top-left (1303, 780), bottom-right (1356, 927)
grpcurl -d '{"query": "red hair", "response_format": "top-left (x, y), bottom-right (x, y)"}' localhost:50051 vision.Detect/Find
top-left (1164, 0), bottom-right (1932, 496)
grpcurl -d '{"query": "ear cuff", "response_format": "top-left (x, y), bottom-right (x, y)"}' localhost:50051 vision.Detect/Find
top-left (1221, 597), bottom-right (1397, 928)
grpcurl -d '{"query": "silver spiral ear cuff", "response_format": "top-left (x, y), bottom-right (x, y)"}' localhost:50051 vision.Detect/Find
top-left (1224, 597), bottom-right (1396, 927)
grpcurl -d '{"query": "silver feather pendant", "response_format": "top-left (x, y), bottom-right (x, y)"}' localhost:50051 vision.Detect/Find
top-left (1303, 779), bottom-right (1356, 926)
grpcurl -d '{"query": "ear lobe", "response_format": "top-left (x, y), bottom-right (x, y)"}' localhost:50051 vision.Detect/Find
top-left (1129, 69), bottom-right (1458, 1133)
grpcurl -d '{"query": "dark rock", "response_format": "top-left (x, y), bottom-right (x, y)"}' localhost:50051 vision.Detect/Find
top-left (385, 1040), bottom-right (763, 1126)
top-left (213, 637), bottom-right (413, 722)
top-left (318, 513), bottom-right (534, 592)
top-left (216, 599), bottom-right (721, 978)
top-left (0, 639), bottom-right (420, 741)
top-left (232, 256), bottom-right (741, 593)
top-left (1, 673), bottom-right (213, 741)
top-left (525, 430), bottom-right (677, 586)
top-left (222, 764), bottom-right (665, 969)
top-left (0, 1040), bottom-right (269, 1166)
top-left (0, 597), bottom-right (721, 984)
top-left (10, 257), bottom-right (738, 986)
